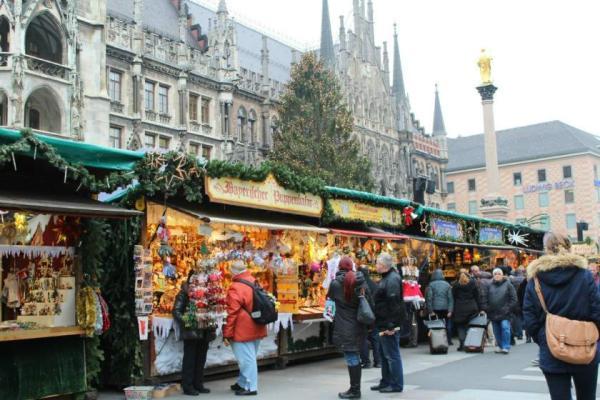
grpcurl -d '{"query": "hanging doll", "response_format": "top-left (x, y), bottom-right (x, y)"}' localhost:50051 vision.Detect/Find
top-left (401, 256), bottom-right (425, 303)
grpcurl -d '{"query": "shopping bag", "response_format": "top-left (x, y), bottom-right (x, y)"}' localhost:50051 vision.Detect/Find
top-left (357, 294), bottom-right (375, 325)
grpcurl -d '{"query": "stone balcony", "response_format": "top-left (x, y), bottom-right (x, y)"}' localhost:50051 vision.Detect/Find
top-left (25, 55), bottom-right (71, 81)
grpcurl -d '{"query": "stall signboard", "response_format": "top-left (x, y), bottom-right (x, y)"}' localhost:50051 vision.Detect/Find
top-left (329, 199), bottom-right (402, 225)
top-left (479, 226), bottom-right (504, 244)
top-left (571, 243), bottom-right (597, 257)
top-left (205, 174), bottom-right (324, 217)
top-left (431, 218), bottom-right (464, 241)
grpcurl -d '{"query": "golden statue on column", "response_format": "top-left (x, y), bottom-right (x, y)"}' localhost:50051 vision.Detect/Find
top-left (477, 49), bottom-right (493, 85)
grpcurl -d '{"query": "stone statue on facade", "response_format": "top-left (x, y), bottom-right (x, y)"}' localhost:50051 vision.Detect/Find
top-left (477, 49), bottom-right (492, 85)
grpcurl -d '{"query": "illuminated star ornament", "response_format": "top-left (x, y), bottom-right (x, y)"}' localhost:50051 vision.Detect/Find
top-left (420, 219), bottom-right (429, 233)
top-left (508, 230), bottom-right (529, 247)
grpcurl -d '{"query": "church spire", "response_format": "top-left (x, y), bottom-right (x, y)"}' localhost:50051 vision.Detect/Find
top-left (432, 84), bottom-right (447, 136)
top-left (392, 23), bottom-right (406, 102)
top-left (320, 0), bottom-right (335, 68)
top-left (218, 0), bottom-right (228, 14)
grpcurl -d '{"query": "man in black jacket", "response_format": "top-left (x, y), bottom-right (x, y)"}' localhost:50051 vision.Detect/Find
top-left (370, 253), bottom-right (406, 394)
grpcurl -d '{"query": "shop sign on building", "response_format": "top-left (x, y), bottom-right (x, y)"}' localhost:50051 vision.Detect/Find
top-left (431, 218), bottom-right (464, 241)
top-left (329, 199), bottom-right (402, 225)
top-left (205, 174), bottom-right (324, 217)
top-left (571, 243), bottom-right (597, 257)
top-left (523, 179), bottom-right (575, 194)
top-left (479, 226), bottom-right (504, 243)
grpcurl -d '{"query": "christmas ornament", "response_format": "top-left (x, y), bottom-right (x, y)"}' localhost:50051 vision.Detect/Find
top-left (403, 206), bottom-right (417, 226)
top-left (508, 230), bottom-right (529, 247)
top-left (420, 219), bottom-right (429, 233)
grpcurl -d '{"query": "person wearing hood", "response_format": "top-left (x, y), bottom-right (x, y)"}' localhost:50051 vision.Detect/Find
top-left (482, 268), bottom-right (517, 354)
top-left (173, 271), bottom-right (217, 395)
top-left (524, 233), bottom-right (600, 400)
top-left (426, 269), bottom-right (454, 345)
top-left (328, 256), bottom-right (370, 399)
top-left (452, 271), bottom-right (481, 351)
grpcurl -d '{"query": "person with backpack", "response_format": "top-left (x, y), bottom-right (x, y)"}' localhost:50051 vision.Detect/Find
top-left (328, 256), bottom-right (370, 399)
top-left (223, 260), bottom-right (268, 396)
top-left (524, 232), bottom-right (600, 400)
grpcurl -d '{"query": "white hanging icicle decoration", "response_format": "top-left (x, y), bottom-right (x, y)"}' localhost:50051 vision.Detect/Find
top-left (0, 245), bottom-right (75, 258)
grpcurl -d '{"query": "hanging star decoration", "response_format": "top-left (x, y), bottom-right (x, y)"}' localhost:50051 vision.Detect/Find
top-left (507, 230), bottom-right (529, 247)
top-left (172, 153), bottom-right (188, 182)
top-left (420, 219), bottom-right (429, 233)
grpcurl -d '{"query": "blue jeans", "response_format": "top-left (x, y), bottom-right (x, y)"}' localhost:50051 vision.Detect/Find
top-left (360, 329), bottom-right (381, 365)
top-left (231, 340), bottom-right (261, 391)
top-left (378, 330), bottom-right (404, 390)
top-left (343, 351), bottom-right (361, 367)
top-left (491, 320), bottom-right (511, 351)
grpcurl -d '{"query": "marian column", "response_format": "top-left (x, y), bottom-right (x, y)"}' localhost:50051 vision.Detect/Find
top-left (476, 49), bottom-right (509, 220)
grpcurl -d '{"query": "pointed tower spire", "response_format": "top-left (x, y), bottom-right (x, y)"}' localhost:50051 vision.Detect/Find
top-left (392, 23), bottom-right (406, 102)
top-left (218, 0), bottom-right (228, 14)
top-left (320, 0), bottom-right (335, 68)
top-left (382, 41), bottom-right (390, 89)
top-left (432, 84), bottom-right (447, 136)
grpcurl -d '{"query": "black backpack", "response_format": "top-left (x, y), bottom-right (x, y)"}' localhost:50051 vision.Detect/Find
top-left (237, 279), bottom-right (278, 325)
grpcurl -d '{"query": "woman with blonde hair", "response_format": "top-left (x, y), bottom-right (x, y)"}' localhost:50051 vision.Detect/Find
top-left (452, 270), bottom-right (481, 351)
top-left (524, 232), bottom-right (600, 399)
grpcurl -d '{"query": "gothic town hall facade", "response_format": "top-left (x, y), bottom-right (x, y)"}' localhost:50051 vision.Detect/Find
top-left (0, 0), bottom-right (447, 206)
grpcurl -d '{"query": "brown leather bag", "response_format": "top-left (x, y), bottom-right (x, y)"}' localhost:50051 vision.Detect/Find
top-left (534, 277), bottom-right (599, 365)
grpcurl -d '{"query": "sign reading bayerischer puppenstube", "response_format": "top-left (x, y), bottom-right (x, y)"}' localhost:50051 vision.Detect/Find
top-left (205, 174), bottom-right (324, 217)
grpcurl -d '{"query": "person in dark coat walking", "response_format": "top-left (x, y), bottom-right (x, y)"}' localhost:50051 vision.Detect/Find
top-left (517, 277), bottom-right (532, 343)
top-left (524, 232), bottom-right (600, 400)
top-left (426, 269), bottom-right (454, 345)
top-left (482, 268), bottom-right (517, 354)
top-left (370, 253), bottom-right (406, 394)
top-left (510, 266), bottom-right (526, 341)
top-left (328, 256), bottom-right (369, 399)
top-left (173, 272), bottom-right (217, 395)
top-left (358, 266), bottom-right (380, 369)
top-left (452, 271), bottom-right (481, 351)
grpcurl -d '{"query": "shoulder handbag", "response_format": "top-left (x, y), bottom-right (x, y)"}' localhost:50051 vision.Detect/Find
top-left (357, 287), bottom-right (375, 325)
top-left (534, 277), bottom-right (599, 365)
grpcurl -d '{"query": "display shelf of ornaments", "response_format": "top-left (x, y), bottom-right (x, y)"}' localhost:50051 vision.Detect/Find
top-left (17, 277), bottom-right (76, 328)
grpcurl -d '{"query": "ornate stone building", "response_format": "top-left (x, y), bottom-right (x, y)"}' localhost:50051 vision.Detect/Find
top-left (320, 0), bottom-right (447, 204)
top-left (0, 0), bottom-right (447, 204)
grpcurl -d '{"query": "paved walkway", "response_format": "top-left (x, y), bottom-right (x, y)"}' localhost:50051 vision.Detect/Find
top-left (99, 342), bottom-right (599, 399)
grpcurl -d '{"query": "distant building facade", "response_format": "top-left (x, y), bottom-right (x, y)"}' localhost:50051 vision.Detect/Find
top-left (445, 121), bottom-right (600, 240)
top-left (0, 0), bottom-right (447, 204)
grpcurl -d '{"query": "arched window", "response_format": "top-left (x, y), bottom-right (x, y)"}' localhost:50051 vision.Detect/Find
top-left (25, 13), bottom-right (63, 64)
top-left (24, 87), bottom-right (61, 133)
top-left (236, 107), bottom-right (247, 142)
top-left (248, 109), bottom-right (257, 144)
top-left (0, 17), bottom-right (9, 60)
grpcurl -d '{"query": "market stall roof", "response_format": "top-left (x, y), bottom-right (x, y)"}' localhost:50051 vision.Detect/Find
top-left (330, 228), bottom-right (408, 240)
top-left (0, 128), bottom-right (144, 171)
top-left (0, 191), bottom-right (143, 218)
top-left (402, 233), bottom-right (544, 253)
top-left (170, 204), bottom-right (329, 233)
top-left (325, 185), bottom-right (545, 234)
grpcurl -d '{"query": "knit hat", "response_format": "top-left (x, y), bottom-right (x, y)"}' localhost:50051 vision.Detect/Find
top-left (339, 256), bottom-right (354, 272)
top-left (230, 259), bottom-right (247, 276)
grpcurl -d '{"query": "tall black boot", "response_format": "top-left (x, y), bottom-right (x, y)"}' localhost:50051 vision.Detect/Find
top-left (338, 365), bottom-right (361, 399)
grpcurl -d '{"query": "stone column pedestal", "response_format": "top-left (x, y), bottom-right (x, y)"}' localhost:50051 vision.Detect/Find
top-left (477, 83), bottom-right (508, 221)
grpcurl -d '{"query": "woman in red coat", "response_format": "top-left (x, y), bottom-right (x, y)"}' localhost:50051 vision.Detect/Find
top-left (223, 260), bottom-right (267, 396)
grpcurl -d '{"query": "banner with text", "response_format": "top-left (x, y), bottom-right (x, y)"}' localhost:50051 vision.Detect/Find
top-left (205, 174), bottom-right (323, 217)
top-left (329, 199), bottom-right (402, 225)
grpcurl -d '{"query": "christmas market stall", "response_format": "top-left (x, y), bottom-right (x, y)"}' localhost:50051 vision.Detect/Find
top-left (0, 128), bottom-right (143, 399)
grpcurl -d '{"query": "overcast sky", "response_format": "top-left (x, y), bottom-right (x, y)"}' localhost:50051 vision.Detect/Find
top-left (197, 0), bottom-right (600, 138)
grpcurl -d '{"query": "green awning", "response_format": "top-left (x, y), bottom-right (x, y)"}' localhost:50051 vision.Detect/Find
top-left (0, 128), bottom-right (144, 171)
